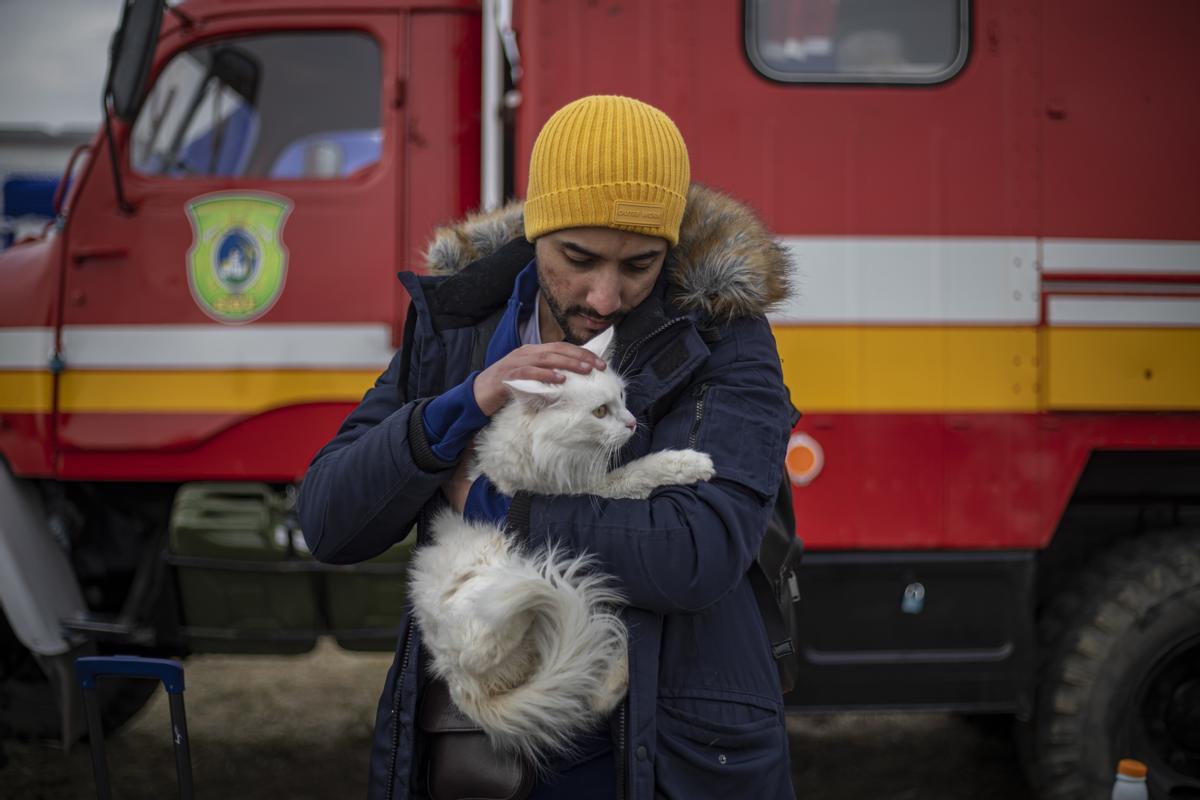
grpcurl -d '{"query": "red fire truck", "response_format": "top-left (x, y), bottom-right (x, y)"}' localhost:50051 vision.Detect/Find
top-left (1, 0), bottom-right (1196, 796)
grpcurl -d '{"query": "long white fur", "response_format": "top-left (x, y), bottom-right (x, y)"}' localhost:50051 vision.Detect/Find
top-left (410, 327), bottom-right (715, 767)
top-left (411, 511), bottom-right (628, 766)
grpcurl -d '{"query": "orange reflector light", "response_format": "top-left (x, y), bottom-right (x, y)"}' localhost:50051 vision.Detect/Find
top-left (785, 433), bottom-right (824, 486)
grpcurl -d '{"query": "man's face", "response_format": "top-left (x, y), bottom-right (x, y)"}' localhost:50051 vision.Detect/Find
top-left (534, 227), bottom-right (669, 344)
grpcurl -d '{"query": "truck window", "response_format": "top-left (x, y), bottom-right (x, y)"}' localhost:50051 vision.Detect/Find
top-left (745, 0), bottom-right (968, 84)
top-left (130, 32), bottom-right (381, 179)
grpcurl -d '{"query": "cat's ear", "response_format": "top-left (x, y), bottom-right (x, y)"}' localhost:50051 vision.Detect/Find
top-left (503, 379), bottom-right (562, 408)
top-left (581, 326), bottom-right (615, 361)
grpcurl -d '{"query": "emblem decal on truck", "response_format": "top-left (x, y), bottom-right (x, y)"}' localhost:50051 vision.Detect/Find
top-left (185, 192), bottom-right (292, 323)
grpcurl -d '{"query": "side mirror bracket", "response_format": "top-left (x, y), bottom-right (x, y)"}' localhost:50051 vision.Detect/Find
top-left (101, 0), bottom-right (165, 215)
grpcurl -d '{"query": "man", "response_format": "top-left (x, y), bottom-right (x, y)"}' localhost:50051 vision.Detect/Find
top-left (299, 95), bottom-right (795, 799)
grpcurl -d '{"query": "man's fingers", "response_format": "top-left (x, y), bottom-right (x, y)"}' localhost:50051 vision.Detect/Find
top-left (525, 353), bottom-right (597, 374)
top-left (475, 343), bottom-right (608, 416)
top-left (518, 343), bottom-right (606, 370)
top-left (511, 366), bottom-right (567, 384)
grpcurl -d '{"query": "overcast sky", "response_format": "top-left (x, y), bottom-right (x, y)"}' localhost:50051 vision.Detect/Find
top-left (0, 0), bottom-right (125, 131)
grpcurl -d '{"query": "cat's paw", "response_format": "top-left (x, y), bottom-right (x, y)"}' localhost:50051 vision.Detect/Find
top-left (655, 449), bottom-right (715, 485)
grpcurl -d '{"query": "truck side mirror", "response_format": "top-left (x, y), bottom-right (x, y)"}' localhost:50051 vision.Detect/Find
top-left (106, 0), bottom-right (164, 121)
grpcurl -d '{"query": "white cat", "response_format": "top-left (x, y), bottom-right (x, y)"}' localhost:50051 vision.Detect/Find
top-left (409, 327), bottom-right (715, 767)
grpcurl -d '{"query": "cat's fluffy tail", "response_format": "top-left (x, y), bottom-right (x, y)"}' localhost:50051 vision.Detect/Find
top-left (410, 510), bottom-right (628, 768)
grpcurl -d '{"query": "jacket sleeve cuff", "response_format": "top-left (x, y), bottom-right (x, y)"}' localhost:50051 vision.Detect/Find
top-left (421, 372), bottom-right (488, 462)
top-left (408, 398), bottom-right (458, 473)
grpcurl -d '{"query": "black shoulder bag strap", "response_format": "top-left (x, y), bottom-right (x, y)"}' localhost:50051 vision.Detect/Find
top-left (468, 308), bottom-right (506, 373)
top-left (750, 403), bottom-right (805, 694)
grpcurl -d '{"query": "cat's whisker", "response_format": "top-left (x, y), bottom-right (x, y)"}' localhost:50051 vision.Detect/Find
top-left (622, 372), bottom-right (646, 389)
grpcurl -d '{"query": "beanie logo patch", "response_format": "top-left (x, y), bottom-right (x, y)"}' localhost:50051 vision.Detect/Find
top-left (612, 200), bottom-right (666, 228)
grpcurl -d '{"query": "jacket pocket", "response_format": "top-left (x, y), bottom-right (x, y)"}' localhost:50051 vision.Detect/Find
top-left (654, 690), bottom-right (788, 798)
top-left (692, 385), bottom-right (786, 500)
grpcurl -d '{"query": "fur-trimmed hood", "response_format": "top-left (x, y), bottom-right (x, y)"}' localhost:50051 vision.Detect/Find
top-left (423, 184), bottom-right (792, 322)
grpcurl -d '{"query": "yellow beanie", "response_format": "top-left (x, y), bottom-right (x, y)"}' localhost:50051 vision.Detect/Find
top-left (524, 95), bottom-right (690, 246)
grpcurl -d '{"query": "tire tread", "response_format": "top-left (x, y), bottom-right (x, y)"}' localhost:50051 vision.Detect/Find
top-left (1024, 529), bottom-right (1200, 800)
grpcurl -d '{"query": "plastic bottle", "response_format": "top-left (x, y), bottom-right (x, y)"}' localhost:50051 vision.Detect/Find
top-left (1111, 758), bottom-right (1148, 800)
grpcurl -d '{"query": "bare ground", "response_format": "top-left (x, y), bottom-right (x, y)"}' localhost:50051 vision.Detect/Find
top-left (1, 639), bottom-right (1034, 799)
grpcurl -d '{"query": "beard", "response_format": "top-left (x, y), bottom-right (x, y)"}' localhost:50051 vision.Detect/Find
top-left (538, 275), bottom-right (626, 345)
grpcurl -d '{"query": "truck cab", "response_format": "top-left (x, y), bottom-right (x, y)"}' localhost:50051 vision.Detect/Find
top-left (0, 0), bottom-right (481, 741)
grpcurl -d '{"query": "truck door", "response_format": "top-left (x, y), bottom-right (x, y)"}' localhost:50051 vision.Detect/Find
top-left (57, 13), bottom-right (404, 477)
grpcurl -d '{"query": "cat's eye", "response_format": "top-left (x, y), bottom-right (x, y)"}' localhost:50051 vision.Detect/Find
top-left (592, 405), bottom-right (608, 418)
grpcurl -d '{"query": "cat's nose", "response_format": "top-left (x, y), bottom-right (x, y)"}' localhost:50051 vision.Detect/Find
top-left (625, 418), bottom-right (636, 431)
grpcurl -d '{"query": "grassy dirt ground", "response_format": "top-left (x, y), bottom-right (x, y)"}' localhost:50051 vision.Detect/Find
top-left (1, 639), bottom-right (1034, 799)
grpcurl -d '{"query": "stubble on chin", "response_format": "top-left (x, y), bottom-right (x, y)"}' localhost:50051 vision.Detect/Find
top-left (536, 260), bottom-right (623, 344)
top-left (540, 287), bottom-right (579, 344)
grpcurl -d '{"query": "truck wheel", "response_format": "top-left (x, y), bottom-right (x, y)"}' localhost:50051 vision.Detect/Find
top-left (0, 614), bottom-right (157, 741)
top-left (1024, 530), bottom-right (1200, 799)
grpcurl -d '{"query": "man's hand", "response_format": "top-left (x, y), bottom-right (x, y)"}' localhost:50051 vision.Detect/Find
top-left (473, 343), bottom-right (606, 416)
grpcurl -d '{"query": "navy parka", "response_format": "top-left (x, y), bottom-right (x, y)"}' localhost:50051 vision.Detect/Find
top-left (298, 189), bottom-right (795, 799)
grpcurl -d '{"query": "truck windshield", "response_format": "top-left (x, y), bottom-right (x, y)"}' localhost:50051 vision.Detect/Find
top-left (130, 31), bottom-right (381, 179)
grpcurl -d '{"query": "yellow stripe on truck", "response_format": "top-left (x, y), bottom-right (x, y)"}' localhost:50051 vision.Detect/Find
top-left (58, 370), bottom-right (380, 413)
top-left (773, 326), bottom-right (1041, 413)
top-left (0, 372), bottom-right (55, 413)
top-left (1045, 328), bottom-right (1200, 411)
top-left (14, 327), bottom-right (1199, 416)
top-left (775, 325), bottom-right (1200, 413)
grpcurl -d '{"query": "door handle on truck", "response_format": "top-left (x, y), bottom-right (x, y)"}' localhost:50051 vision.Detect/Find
top-left (72, 246), bottom-right (129, 264)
